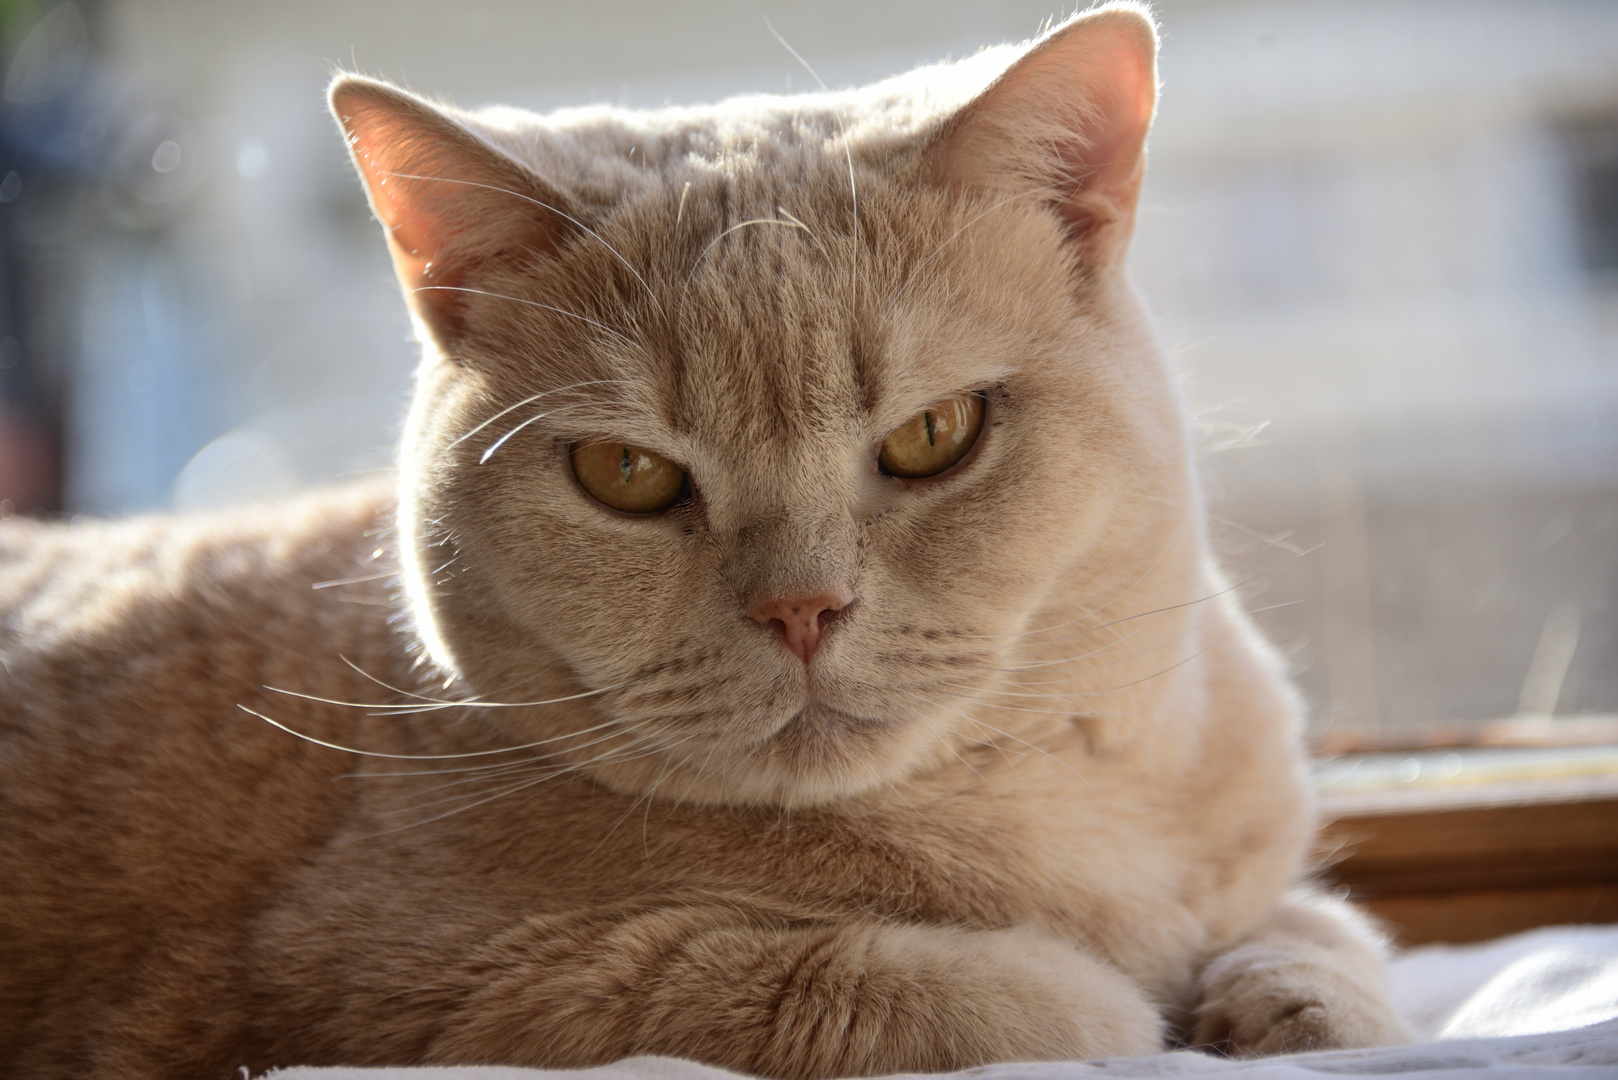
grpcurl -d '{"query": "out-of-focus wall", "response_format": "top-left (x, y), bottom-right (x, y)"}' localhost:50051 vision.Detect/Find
top-left (1, 0), bottom-right (1614, 740)
top-left (1127, 1), bottom-right (1618, 738)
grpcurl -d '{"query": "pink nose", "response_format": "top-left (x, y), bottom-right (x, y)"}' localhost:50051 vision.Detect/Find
top-left (749, 593), bottom-right (845, 664)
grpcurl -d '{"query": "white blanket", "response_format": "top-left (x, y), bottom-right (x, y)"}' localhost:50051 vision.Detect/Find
top-left (267, 925), bottom-right (1618, 1079)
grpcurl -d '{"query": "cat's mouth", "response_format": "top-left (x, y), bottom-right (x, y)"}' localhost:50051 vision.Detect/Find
top-left (766, 698), bottom-right (892, 742)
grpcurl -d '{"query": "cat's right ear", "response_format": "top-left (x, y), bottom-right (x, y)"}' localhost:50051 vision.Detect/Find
top-left (330, 75), bottom-right (572, 344)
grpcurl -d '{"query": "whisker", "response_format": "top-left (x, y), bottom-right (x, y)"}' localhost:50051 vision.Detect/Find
top-left (774, 207), bottom-right (832, 263)
top-left (478, 400), bottom-right (600, 464)
top-left (960, 527), bottom-right (1183, 644)
top-left (412, 286), bottom-right (636, 346)
top-left (968, 638), bottom-right (1182, 685)
top-left (764, 17), bottom-right (856, 304)
top-left (923, 690), bottom-right (1082, 717)
top-left (334, 654), bottom-right (476, 707)
top-left (997, 576), bottom-right (1256, 655)
top-left (1246, 599), bottom-right (1303, 616)
top-left (364, 770), bottom-right (579, 834)
top-left (952, 647), bottom-right (1208, 705)
top-left (1204, 512), bottom-right (1308, 557)
top-left (347, 720), bottom-right (650, 783)
top-left (241, 703), bottom-right (639, 761)
top-left (721, 216), bottom-right (811, 241)
top-left (369, 733), bottom-right (703, 837)
top-left (379, 766), bottom-right (545, 809)
top-left (375, 731), bottom-right (659, 811)
top-left (448, 380), bottom-right (633, 451)
top-left (909, 692), bottom-right (1088, 783)
top-left (352, 755), bottom-right (554, 780)
top-left (994, 606), bottom-right (1186, 672)
top-left (263, 677), bottom-right (635, 713)
top-left (311, 571), bottom-right (395, 590)
top-left (680, 216), bottom-right (814, 306)
top-left (590, 745), bottom-right (694, 856)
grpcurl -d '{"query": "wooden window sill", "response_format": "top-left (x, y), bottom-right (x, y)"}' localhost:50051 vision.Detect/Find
top-left (1314, 745), bottom-right (1618, 945)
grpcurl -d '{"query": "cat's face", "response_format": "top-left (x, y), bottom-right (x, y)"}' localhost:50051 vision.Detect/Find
top-left (336, 4), bottom-right (1191, 807)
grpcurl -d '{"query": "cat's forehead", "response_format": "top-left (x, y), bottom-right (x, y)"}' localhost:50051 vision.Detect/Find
top-left (457, 48), bottom-right (1062, 460)
top-left (464, 43), bottom-right (1019, 201)
top-left (582, 175), bottom-right (1020, 467)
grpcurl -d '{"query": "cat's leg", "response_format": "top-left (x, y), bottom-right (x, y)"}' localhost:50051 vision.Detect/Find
top-left (1191, 889), bottom-right (1411, 1055)
top-left (428, 906), bottom-right (1162, 1078)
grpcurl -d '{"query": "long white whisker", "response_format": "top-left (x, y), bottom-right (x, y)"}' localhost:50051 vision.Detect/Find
top-left (333, 655), bottom-right (567, 712)
top-left (375, 731), bottom-right (661, 810)
top-left (263, 678), bottom-right (635, 713)
top-left (375, 730), bottom-right (705, 838)
top-left (680, 216), bottom-right (812, 305)
top-left (241, 702), bottom-right (638, 761)
top-left (448, 380), bottom-right (633, 451)
top-left (412, 286), bottom-right (635, 346)
top-left (336, 653), bottom-right (477, 705)
top-left (348, 721), bottom-right (657, 782)
top-left (311, 571), bottom-right (394, 590)
top-left (774, 207), bottom-right (833, 263)
top-left (477, 402), bottom-right (591, 464)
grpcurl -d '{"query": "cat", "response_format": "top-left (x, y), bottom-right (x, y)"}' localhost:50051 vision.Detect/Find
top-left (0, 4), bottom-right (1411, 1077)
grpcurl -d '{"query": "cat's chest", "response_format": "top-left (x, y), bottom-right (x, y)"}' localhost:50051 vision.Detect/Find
top-left (423, 758), bottom-right (1199, 947)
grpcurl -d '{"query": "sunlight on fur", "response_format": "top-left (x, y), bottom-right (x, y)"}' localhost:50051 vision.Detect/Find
top-left (0, 4), bottom-right (1409, 1076)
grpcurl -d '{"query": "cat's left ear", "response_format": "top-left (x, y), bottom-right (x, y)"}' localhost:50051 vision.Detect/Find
top-left (929, 3), bottom-right (1157, 269)
top-left (330, 75), bottom-right (573, 344)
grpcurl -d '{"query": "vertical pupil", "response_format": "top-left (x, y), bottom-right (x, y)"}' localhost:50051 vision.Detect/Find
top-left (924, 411), bottom-right (935, 446)
top-left (619, 447), bottom-right (633, 484)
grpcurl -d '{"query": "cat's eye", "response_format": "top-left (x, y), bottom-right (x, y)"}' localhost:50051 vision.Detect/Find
top-left (571, 442), bottom-right (688, 513)
top-left (878, 392), bottom-right (985, 479)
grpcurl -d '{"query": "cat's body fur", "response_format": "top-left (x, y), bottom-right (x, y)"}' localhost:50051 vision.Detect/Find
top-left (0, 7), bottom-right (1408, 1077)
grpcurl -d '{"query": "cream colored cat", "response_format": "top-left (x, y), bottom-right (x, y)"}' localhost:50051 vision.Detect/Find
top-left (0, 5), bottom-right (1409, 1077)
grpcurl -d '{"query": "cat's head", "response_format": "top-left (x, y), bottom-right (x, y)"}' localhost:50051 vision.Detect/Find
top-left (332, 3), bottom-right (1202, 807)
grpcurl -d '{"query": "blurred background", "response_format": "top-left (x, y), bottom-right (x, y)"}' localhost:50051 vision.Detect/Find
top-left (0, 0), bottom-right (1612, 749)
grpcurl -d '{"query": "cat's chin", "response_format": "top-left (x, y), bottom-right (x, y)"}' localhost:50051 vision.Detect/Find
top-left (585, 699), bottom-right (942, 810)
top-left (764, 698), bottom-right (885, 740)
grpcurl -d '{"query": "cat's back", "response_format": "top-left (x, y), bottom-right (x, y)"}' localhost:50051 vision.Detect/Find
top-left (0, 483), bottom-right (381, 653)
top-left (0, 482), bottom-right (401, 1074)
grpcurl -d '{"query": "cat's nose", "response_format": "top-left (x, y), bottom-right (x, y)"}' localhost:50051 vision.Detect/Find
top-left (749, 592), bottom-right (846, 664)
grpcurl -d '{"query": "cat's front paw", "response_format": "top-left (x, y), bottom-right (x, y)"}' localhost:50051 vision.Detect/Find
top-left (838, 923), bottom-right (1164, 1071)
top-left (1191, 943), bottom-right (1410, 1056)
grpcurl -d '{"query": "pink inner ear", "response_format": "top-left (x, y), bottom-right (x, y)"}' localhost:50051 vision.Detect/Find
top-left (1051, 31), bottom-right (1156, 211)
top-left (336, 93), bottom-right (469, 283)
top-left (333, 80), bottom-right (568, 339)
top-left (359, 151), bottom-right (457, 261)
top-left (934, 9), bottom-right (1157, 256)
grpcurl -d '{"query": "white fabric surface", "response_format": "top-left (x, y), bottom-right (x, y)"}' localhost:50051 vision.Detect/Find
top-left (265, 925), bottom-right (1618, 1079)
top-left (1389, 925), bottom-right (1618, 1040)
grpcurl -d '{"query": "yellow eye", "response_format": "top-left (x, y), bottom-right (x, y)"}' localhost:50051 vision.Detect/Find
top-left (878, 392), bottom-right (985, 479)
top-left (571, 442), bottom-right (687, 513)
